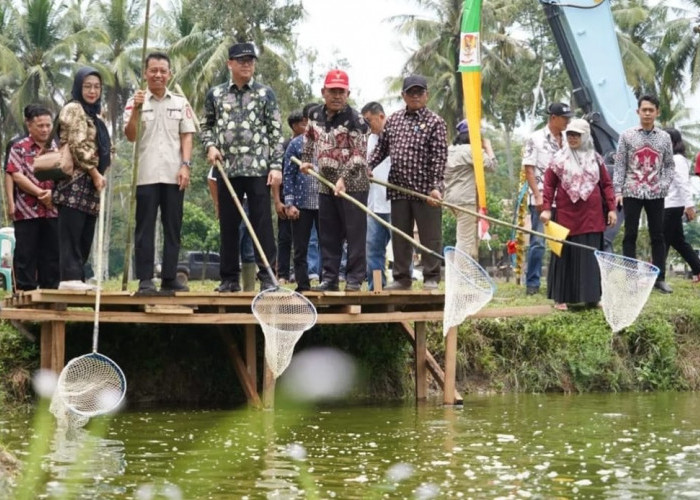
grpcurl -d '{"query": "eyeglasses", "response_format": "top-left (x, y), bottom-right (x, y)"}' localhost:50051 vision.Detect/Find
top-left (566, 131), bottom-right (581, 137)
top-left (404, 88), bottom-right (426, 97)
top-left (233, 57), bottom-right (256, 66)
top-left (82, 84), bottom-right (102, 91)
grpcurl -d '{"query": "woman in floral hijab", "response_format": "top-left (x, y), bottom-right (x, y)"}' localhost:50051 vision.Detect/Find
top-left (540, 118), bottom-right (617, 310)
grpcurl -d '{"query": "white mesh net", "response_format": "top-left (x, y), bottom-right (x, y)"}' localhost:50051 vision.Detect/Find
top-left (50, 353), bottom-right (127, 428)
top-left (595, 251), bottom-right (659, 332)
top-left (252, 288), bottom-right (318, 378)
top-left (443, 246), bottom-right (496, 336)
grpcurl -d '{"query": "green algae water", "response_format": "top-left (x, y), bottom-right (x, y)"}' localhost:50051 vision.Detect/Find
top-left (2, 392), bottom-right (700, 498)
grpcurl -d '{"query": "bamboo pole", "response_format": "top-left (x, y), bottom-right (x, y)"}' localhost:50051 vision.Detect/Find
top-left (120, 0), bottom-right (152, 290)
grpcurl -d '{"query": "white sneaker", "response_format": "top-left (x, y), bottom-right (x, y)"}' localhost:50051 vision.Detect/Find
top-left (423, 280), bottom-right (439, 290)
top-left (58, 280), bottom-right (97, 291)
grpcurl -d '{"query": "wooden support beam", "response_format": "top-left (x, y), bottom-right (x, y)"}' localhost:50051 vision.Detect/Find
top-left (399, 321), bottom-right (462, 403)
top-left (372, 270), bottom-right (383, 294)
top-left (443, 326), bottom-right (458, 405)
top-left (415, 321), bottom-right (427, 401)
top-left (40, 320), bottom-right (65, 373)
top-left (218, 328), bottom-right (261, 408)
top-left (244, 324), bottom-right (257, 387)
top-left (262, 362), bottom-right (275, 409)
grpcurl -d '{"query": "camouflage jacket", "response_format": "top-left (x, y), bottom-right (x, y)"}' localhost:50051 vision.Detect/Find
top-left (200, 78), bottom-right (284, 177)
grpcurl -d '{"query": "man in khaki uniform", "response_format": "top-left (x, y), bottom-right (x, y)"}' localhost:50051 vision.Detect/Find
top-left (125, 52), bottom-right (197, 294)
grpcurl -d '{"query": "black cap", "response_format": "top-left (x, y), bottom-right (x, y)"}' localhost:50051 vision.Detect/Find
top-left (547, 102), bottom-right (573, 117)
top-left (229, 42), bottom-right (258, 60)
top-left (402, 75), bottom-right (428, 92)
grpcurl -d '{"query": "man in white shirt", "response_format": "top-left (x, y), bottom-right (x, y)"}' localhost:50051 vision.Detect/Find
top-left (522, 102), bottom-right (571, 295)
top-left (361, 101), bottom-right (391, 291)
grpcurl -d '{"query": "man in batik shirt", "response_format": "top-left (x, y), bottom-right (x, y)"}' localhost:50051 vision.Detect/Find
top-left (299, 70), bottom-right (370, 292)
top-left (614, 94), bottom-right (675, 293)
top-left (368, 75), bottom-right (447, 291)
top-left (200, 42), bottom-right (284, 292)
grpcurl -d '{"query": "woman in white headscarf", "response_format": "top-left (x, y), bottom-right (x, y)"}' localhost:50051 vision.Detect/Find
top-left (540, 118), bottom-right (617, 310)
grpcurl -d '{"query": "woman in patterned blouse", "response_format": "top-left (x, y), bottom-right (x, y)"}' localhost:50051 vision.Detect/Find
top-left (54, 67), bottom-right (111, 291)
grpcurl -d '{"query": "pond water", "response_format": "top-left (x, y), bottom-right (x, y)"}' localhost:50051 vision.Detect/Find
top-left (2, 392), bottom-right (700, 498)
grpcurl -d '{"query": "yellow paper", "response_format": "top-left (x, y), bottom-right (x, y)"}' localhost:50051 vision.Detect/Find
top-left (544, 221), bottom-right (570, 257)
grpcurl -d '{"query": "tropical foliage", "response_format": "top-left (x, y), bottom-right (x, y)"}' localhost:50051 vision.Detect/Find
top-left (2, 0), bottom-right (700, 269)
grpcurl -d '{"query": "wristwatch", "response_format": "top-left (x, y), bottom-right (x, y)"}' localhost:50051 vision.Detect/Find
top-left (181, 161), bottom-right (191, 167)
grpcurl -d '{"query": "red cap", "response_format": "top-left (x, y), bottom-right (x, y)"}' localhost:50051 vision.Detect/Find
top-left (324, 69), bottom-right (349, 90)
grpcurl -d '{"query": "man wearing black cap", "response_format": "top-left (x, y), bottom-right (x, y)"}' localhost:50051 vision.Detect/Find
top-left (368, 74), bottom-right (447, 290)
top-left (200, 42), bottom-right (284, 292)
top-left (521, 102), bottom-right (572, 295)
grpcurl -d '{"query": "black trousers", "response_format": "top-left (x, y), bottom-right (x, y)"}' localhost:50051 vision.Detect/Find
top-left (13, 217), bottom-right (59, 290)
top-left (277, 217), bottom-right (292, 279)
top-left (391, 199), bottom-right (442, 283)
top-left (664, 206), bottom-right (700, 275)
top-left (622, 197), bottom-right (666, 279)
top-left (318, 192), bottom-right (367, 285)
top-left (218, 176), bottom-right (276, 282)
top-left (291, 208), bottom-right (319, 290)
top-left (58, 205), bottom-right (96, 281)
top-left (135, 183), bottom-right (184, 281)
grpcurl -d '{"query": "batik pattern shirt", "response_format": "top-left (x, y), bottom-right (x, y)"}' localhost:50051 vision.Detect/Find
top-left (521, 126), bottom-right (562, 206)
top-left (200, 78), bottom-right (284, 177)
top-left (6, 136), bottom-right (58, 221)
top-left (301, 104), bottom-right (370, 195)
top-left (53, 102), bottom-right (103, 216)
top-left (614, 126), bottom-right (674, 199)
top-left (283, 135), bottom-right (319, 210)
top-left (368, 107), bottom-right (447, 201)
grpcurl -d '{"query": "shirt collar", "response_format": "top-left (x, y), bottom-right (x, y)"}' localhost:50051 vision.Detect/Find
top-left (145, 88), bottom-right (173, 101)
top-left (403, 106), bottom-right (427, 117)
top-left (229, 77), bottom-right (255, 91)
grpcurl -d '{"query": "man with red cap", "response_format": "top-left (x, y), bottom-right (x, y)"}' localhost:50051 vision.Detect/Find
top-left (300, 69), bottom-right (370, 291)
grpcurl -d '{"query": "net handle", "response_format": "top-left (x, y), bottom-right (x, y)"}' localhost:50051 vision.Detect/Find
top-left (93, 188), bottom-right (106, 353)
top-left (290, 157), bottom-right (444, 261)
top-left (214, 160), bottom-right (277, 285)
top-left (370, 178), bottom-right (598, 253)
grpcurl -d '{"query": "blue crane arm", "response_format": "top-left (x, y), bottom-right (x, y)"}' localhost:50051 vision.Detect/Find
top-left (540, 0), bottom-right (638, 154)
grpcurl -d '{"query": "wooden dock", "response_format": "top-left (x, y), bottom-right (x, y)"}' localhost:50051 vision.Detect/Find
top-left (0, 289), bottom-right (552, 407)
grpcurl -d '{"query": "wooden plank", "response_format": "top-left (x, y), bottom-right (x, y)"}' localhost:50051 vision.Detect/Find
top-left (40, 321), bottom-right (65, 373)
top-left (415, 321), bottom-right (427, 401)
top-left (144, 305), bottom-right (194, 314)
top-left (338, 305), bottom-right (361, 314)
top-left (1, 306), bottom-right (552, 325)
top-left (19, 290), bottom-right (446, 307)
top-left (399, 322), bottom-right (462, 402)
top-left (443, 326), bottom-right (458, 405)
top-left (218, 328), bottom-right (261, 408)
top-left (0, 308), bottom-right (445, 324)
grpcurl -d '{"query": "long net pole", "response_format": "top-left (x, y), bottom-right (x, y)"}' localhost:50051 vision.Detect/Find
top-left (370, 178), bottom-right (598, 252)
top-left (120, 0), bottom-right (152, 290)
top-left (291, 158), bottom-right (444, 261)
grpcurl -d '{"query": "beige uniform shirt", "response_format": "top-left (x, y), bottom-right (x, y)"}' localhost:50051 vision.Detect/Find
top-left (124, 90), bottom-right (197, 185)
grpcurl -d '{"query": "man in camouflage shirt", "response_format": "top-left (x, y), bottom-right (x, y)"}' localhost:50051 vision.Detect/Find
top-left (201, 42), bottom-right (284, 292)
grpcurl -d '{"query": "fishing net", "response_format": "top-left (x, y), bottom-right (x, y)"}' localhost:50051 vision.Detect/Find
top-left (252, 288), bottom-right (318, 378)
top-left (50, 353), bottom-right (127, 428)
top-left (595, 251), bottom-right (659, 332)
top-left (443, 246), bottom-right (496, 336)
